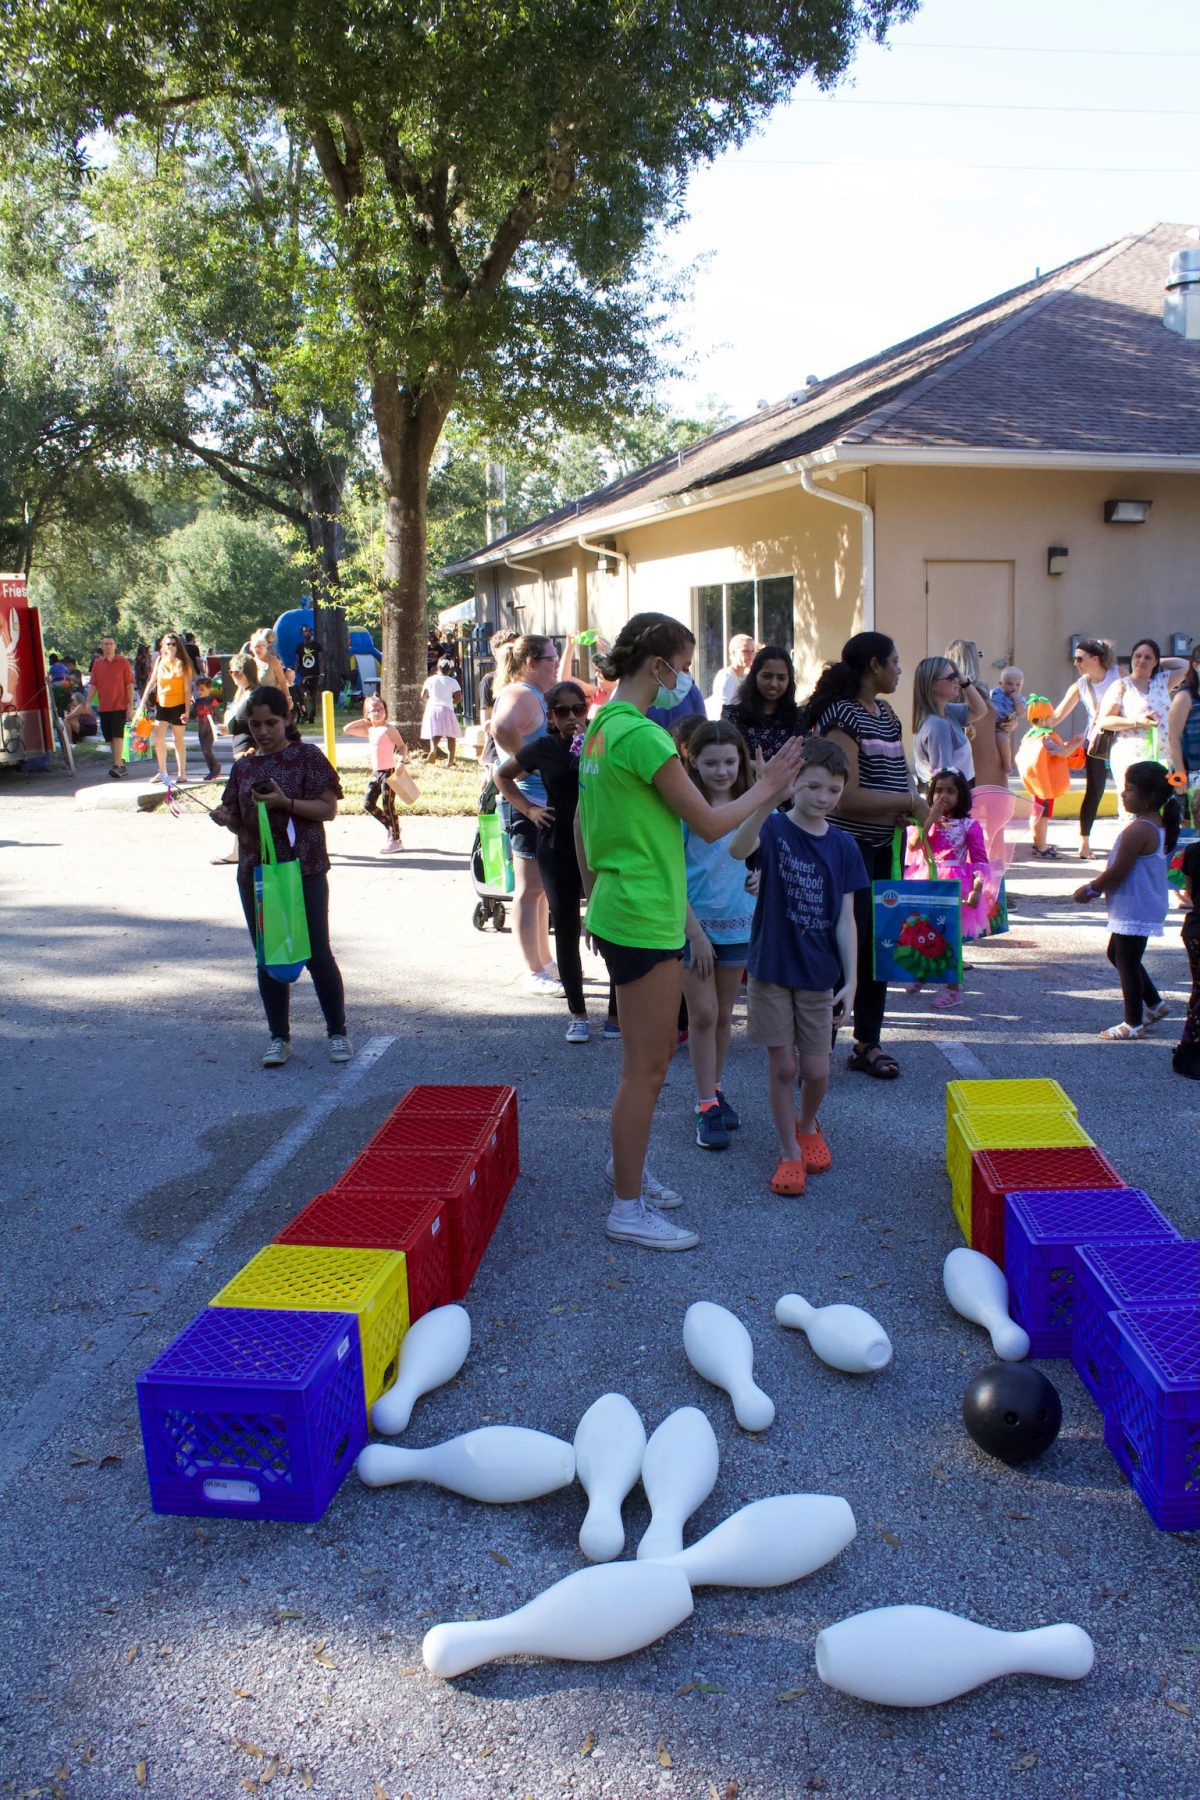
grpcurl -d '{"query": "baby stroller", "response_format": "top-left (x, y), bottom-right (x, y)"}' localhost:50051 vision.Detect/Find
top-left (471, 779), bottom-right (513, 932)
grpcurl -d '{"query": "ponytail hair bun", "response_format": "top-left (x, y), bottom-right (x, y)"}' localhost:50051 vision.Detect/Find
top-left (595, 612), bottom-right (695, 682)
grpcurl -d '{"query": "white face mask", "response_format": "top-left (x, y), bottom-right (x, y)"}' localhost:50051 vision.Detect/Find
top-left (653, 663), bottom-right (694, 711)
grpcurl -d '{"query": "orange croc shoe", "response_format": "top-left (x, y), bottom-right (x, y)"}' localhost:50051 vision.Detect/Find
top-left (769, 1157), bottom-right (807, 1196)
top-left (796, 1119), bottom-right (832, 1173)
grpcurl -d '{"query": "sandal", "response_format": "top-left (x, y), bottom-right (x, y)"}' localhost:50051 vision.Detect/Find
top-left (795, 1120), bottom-right (832, 1174)
top-left (1144, 1000), bottom-right (1169, 1024)
top-left (847, 1044), bottom-right (900, 1080)
top-left (931, 987), bottom-right (961, 1011)
top-left (1032, 845), bottom-right (1059, 859)
top-left (1099, 1021), bottom-right (1145, 1041)
top-left (770, 1158), bottom-right (807, 1196)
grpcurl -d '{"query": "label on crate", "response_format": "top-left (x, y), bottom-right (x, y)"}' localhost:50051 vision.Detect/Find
top-left (431, 1217), bottom-right (441, 1235)
top-left (203, 1477), bottom-right (261, 1505)
top-left (337, 1336), bottom-right (350, 1360)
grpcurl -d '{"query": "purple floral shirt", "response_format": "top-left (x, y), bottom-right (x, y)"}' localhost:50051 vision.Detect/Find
top-left (221, 741), bottom-right (343, 878)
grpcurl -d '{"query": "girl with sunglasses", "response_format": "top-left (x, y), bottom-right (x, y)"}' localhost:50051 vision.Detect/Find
top-left (495, 681), bottom-right (593, 1041)
top-left (138, 630), bottom-right (195, 785)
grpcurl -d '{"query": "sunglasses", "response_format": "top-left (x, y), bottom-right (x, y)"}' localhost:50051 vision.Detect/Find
top-left (551, 702), bottom-right (587, 716)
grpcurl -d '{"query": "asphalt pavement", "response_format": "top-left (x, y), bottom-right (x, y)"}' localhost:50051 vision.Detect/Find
top-left (0, 755), bottom-right (1196, 1800)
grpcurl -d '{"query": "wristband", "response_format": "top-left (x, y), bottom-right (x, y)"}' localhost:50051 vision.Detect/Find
top-left (1083, 884), bottom-right (1100, 901)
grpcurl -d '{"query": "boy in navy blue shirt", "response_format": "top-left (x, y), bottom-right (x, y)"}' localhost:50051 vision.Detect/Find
top-left (730, 737), bottom-right (867, 1195)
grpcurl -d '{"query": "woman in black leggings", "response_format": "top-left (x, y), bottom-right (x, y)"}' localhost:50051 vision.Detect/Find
top-left (496, 682), bottom-right (592, 1042)
top-left (1046, 638), bottom-right (1120, 859)
top-left (211, 686), bottom-right (351, 1068)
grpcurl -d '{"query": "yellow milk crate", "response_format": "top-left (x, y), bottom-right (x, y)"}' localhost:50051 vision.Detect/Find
top-left (945, 1102), bottom-right (1086, 1183)
top-left (947, 1110), bottom-right (1094, 1238)
top-left (944, 1078), bottom-right (1077, 1138)
top-left (211, 1244), bottom-right (409, 1407)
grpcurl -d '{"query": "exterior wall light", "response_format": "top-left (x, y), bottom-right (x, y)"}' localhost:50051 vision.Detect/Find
top-left (1047, 545), bottom-right (1069, 576)
top-left (1103, 499), bottom-right (1152, 524)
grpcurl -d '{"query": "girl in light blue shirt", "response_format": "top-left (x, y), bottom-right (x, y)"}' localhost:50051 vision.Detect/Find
top-left (681, 720), bottom-right (758, 1151)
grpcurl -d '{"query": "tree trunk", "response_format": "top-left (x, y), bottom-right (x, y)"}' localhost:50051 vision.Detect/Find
top-left (304, 486), bottom-right (351, 694)
top-left (376, 394), bottom-right (434, 743)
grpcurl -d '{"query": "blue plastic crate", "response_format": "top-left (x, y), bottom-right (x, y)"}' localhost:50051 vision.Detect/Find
top-left (1004, 1189), bottom-right (1179, 1358)
top-left (137, 1307), bottom-right (367, 1521)
top-left (1103, 1304), bottom-right (1200, 1531)
top-left (1072, 1239), bottom-right (1200, 1406)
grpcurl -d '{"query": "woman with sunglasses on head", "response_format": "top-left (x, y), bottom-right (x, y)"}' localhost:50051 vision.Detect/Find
top-left (138, 630), bottom-right (195, 785)
top-left (1044, 638), bottom-right (1120, 858)
top-left (495, 680), bottom-right (593, 1043)
top-left (210, 686), bottom-right (352, 1068)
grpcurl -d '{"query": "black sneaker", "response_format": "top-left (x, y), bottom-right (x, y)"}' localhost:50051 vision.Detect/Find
top-left (694, 1105), bottom-right (731, 1151)
top-left (714, 1086), bottom-right (740, 1130)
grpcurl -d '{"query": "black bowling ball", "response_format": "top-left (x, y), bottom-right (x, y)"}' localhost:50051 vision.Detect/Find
top-left (962, 1362), bottom-right (1062, 1465)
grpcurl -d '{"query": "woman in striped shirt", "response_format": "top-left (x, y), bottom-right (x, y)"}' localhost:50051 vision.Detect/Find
top-left (801, 632), bottom-right (921, 1079)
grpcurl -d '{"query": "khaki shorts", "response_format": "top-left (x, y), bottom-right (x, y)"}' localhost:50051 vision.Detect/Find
top-left (746, 978), bottom-right (834, 1054)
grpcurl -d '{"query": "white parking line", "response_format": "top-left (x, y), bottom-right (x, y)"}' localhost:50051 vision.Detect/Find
top-left (934, 1038), bottom-right (992, 1079)
top-left (0, 1033), bottom-right (397, 1498)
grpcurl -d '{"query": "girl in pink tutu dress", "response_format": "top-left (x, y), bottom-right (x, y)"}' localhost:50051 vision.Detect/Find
top-left (905, 769), bottom-right (990, 1009)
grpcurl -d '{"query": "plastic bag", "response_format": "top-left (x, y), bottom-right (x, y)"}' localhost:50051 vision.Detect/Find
top-left (254, 801), bottom-right (311, 983)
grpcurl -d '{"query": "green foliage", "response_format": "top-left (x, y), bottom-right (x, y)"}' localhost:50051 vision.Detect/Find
top-left (1, 0), bottom-right (918, 721)
top-left (118, 510), bottom-right (303, 649)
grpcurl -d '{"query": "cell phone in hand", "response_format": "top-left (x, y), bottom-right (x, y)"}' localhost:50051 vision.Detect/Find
top-left (251, 781), bottom-right (272, 795)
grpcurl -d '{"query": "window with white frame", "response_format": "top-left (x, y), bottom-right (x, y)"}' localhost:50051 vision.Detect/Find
top-left (693, 577), bottom-right (795, 697)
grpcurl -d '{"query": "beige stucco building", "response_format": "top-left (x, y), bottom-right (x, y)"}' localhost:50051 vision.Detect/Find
top-left (448, 223), bottom-right (1200, 705)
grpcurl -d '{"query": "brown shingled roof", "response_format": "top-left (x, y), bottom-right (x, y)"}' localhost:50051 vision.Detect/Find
top-left (448, 223), bottom-right (1200, 572)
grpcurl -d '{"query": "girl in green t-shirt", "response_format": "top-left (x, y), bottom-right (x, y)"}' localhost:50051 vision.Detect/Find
top-left (576, 611), bottom-right (803, 1253)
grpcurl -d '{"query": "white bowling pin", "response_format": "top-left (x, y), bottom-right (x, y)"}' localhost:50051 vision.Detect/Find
top-left (636, 1406), bottom-right (719, 1561)
top-left (942, 1248), bottom-right (1030, 1361)
top-left (573, 1393), bottom-right (647, 1563)
top-left (814, 1604), bottom-right (1094, 1707)
top-left (423, 1561), bottom-right (694, 1678)
top-left (356, 1427), bottom-right (574, 1502)
top-left (775, 1294), bottom-right (893, 1374)
top-left (371, 1303), bottom-right (472, 1435)
top-left (650, 1494), bottom-right (856, 1588)
top-left (683, 1301), bottom-right (776, 1431)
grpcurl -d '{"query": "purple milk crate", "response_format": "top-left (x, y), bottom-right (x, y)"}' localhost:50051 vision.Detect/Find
top-left (1004, 1189), bottom-right (1179, 1358)
top-left (1073, 1239), bottom-right (1200, 1406)
top-left (137, 1307), bottom-right (368, 1521)
top-left (1103, 1304), bottom-right (1200, 1531)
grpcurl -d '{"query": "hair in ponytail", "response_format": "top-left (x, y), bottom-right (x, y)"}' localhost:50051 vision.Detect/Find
top-left (595, 612), bottom-right (694, 682)
top-left (799, 631), bottom-right (896, 730)
top-left (1124, 759), bottom-right (1180, 852)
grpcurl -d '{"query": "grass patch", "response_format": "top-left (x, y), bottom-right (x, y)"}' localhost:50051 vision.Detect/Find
top-left (182, 753), bottom-right (482, 819)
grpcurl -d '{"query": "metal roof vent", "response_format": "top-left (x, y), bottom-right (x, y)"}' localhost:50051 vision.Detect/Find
top-left (1163, 244), bottom-right (1200, 340)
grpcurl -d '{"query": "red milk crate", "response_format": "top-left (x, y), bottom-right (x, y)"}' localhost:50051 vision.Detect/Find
top-left (1072, 1238), bottom-right (1200, 1407)
top-left (969, 1145), bottom-right (1125, 1267)
top-left (137, 1307), bottom-right (367, 1522)
top-left (369, 1109), bottom-right (517, 1229)
top-left (1004, 1188), bottom-right (1179, 1358)
top-left (334, 1149), bottom-right (489, 1299)
top-left (396, 1084), bottom-right (519, 1220)
top-left (276, 1190), bottom-right (452, 1321)
top-left (1103, 1304), bottom-right (1200, 1531)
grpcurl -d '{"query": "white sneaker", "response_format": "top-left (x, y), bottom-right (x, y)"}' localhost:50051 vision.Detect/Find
top-left (328, 1035), bottom-right (354, 1062)
top-left (565, 1019), bottom-right (590, 1044)
top-left (378, 837), bottom-right (404, 855)
top-left (262, 1037), bottom-right (292, 1068)
top-left (526, 969), bottom-right (565, 997)
top-left (604, 1158), bottom-right (684, 1210)
top-left (542, 961), bottom-right (560, 980)
top-left (605, 1200), bottom-right (699, 1252)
